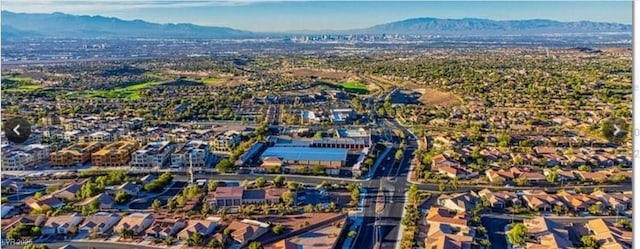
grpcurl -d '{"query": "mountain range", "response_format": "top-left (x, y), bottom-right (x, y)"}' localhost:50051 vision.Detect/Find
top-left (1, 10), bottom-right (632, 39)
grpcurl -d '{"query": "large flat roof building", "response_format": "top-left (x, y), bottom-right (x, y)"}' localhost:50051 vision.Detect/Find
top-left (260, 147), bottom-right (347, 165)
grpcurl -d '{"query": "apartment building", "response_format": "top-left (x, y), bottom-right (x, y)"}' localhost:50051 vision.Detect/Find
top-left (91, 141), bottom-right (138, 167)
top-left (211, 131), bottom-right (241, 152)
top-left (1, 144), bottom-right (50, 171)
top-left (170, 140), bottom-right (212, 168)
top-left (50, 142), bottom-right (102, 167)
top-left (85, 131), bottom-right (112, 143)
top-left (130, 141), bottom-right (177, 167)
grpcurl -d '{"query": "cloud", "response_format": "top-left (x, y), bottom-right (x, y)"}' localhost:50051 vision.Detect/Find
top-left (1, 0), bottom-right (287, 12)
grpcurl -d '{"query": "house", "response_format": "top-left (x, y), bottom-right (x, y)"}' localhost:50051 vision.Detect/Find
top-left (591, 191), bottom-right (632, 211)
top-left (226, 219), bottom-right (270, 246)
top-left (518, 171), bottom-right (546, 182)
top-left (543, 169), bottom-right (576, 182)
top-left (145, 216), bottom-right (187, 239)
top-left (585, 219), bottom-right (632, 249)
top-left (522, 194), bottom-right (563, 212)
top-left (114, 213), bottom-right (154, 235)
top-left (524, 217), bottom-right (574, 249)
top-left (575, 171), bottom-right (608, 183)
top-left (424, 207), bottom-right (473, 249)
top-left (485, 169), bottom-right (515, 183)
top-left (79, 212), bottom-right (121, 236)
top-left (437, 165), bottom-right (477, 179)
top-left (177, 216), bottom-right (221, 240)
top-left (25, 195), bottom-right (64, 210)
top-left (42, 213), bottom-right (84, 235)
top-left (75, 193), bottom-right (115, 210)
top-left (477, 189), bottom-right (519, 208)
top-left (52, 180), bottom-right (87, 201)
top-left (437, 192), bottom-right (478, 213)
top-left (431, 154), bottom-right (460, 169)
top-left (1, 215), bottom-right (45, 234)
top-left (115, 182), bottom-right (140, 197)
top-left (557, 193), bottom-right (598, 212)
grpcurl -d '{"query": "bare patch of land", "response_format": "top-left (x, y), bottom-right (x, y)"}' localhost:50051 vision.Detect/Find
top-left (415, 87), bottom-right (462, 107)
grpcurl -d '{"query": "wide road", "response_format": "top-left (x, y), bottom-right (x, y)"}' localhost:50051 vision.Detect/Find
top-left (377, 118), bottom-right (417, 249)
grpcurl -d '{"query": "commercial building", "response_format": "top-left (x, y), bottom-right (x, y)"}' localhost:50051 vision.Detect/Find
top-left (207, 187), bottom-right (288, 208)
top-left (329, 109), bottom-right (354, 124)
top-left (50, 142), bottom-right (102, 167)
top-left (260, 147), bottom-right (347, 168)
top-left (171, 140), bottom-right (212, 168)
top-left (91, 141), bottom-right (138, 167)
top-left (130, 141), bottom-right (177, 167)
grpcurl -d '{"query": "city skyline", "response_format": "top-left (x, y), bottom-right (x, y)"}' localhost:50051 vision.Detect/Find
top-left (1, 1), bottom-right (632, 32)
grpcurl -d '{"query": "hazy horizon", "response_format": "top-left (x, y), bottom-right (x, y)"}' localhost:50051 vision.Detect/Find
top-left (1, 1), bottom-right (632, 32)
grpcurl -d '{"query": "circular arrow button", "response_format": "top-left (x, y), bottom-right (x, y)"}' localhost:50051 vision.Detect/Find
top-left (3, 118), bottom-right (31, 144)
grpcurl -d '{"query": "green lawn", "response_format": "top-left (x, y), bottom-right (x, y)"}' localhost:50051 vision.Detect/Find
top-left (340, 80), bottom-right (369, 94)
top-left (2, 76), bottom-right (42, 92)
top-left (201, 77), bottom-right (223, 85)
top-left (84, 80), bottom-right (164, 100)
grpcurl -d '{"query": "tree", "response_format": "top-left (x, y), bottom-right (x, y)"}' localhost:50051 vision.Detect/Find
top-left (282, 191), bottom-right (295, 206)
top-left (479, 238), bottom-right (491, 248)
top-left (328, 202), bottom-right (337, 212)
top-left (273, 175), bottom-right (285, 187)
top-left (580, 235), bottom-right (599, 249)
top-left (350, 185), bottom-right (361, 205)
top-left (163, 236), bottom-right (175, 246)
top-left (248, 242), bottom-right (263, 249)
top-left (312, 164), bottom-right (325, 175)
top-left (223, 228), bottom-right (232, 237)
top-left (201, 201), bottom-right (211, 216)
top-left (207, 180), bottom-right (219, 192)
top-left (578, 165), bottom-right (592, 172)
top-left (395, 150), bottom-right (404, 161)
top-left (216, 159), bottom-right (234, 173)
top-left (287, 182), bottom-right (300, 190)
top-left (114, 190), bottom-right (130, 204)
top-left (272, 224), bottom-right (284, 235)
top-left (33, 191), bottom-right (43, 200)
top-left (188, 232), bottom-right (204, 246)
top-left (588, 204), bottom-right (601, 215)
top-left (255, 177), bottom-right (266, 188)
top-left (304, 204), bottom-right (314, 213)
top-left (553, 204), bottom-right (564, 216)
top-left (407, 184), bottom-right (419, 206)
top-left (546, 170), bottom-right (558, 184)
top-left (313, 131), bottom-right (323, 138)
top-left (438, 182), bottom-right (446, 193)
top-left (151, 199), bottom-right (162, 211)
top-left (507, 223), bottom-right (527, 246)
top-left (617, 218), bottom-right (632, 230)
top-left (348, 230), bottom-right (357, 238)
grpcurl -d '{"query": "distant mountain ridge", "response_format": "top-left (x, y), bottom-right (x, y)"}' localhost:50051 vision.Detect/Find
top-left (1, 11), bottom-right (255, 39)
top-left (359, 17), bottom-right (631, 35)
top-left (1, 11), bottom-right (632, 39)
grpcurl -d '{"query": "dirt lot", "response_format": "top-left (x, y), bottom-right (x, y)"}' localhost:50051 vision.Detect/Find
top-left (415, 87), bottom-right (462, 107)
top-left (255, 213), bottom-right (343, 231)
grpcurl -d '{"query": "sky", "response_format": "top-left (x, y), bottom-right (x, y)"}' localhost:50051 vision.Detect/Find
top-left (1, 1), bottom-right (632, 32)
